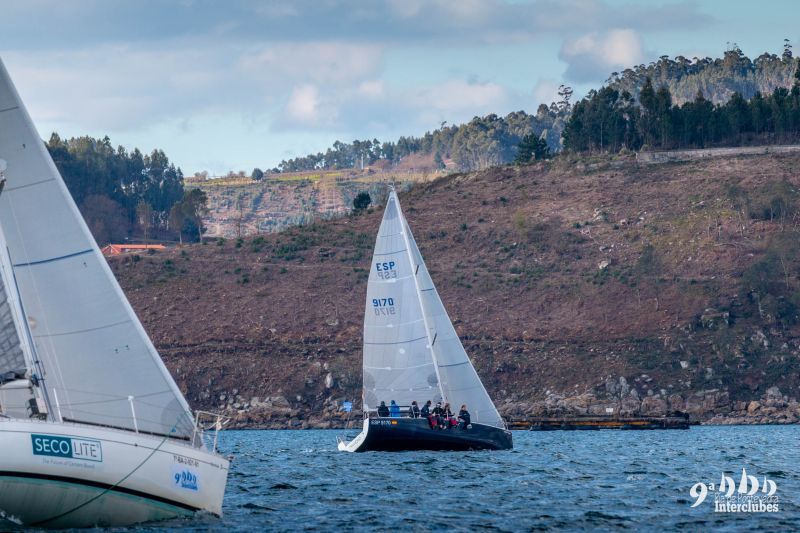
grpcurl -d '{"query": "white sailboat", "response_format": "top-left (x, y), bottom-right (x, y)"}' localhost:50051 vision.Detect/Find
top-left (0, 58), bottom-right (229, 527)
top-left (338, 188), bottom-right (512, 452)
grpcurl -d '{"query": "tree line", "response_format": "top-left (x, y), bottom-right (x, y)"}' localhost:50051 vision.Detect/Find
top-left (274, 89), bottom-right (573, 173)
top-left (563, 60), bottom-right (800, 153)
top-left (47, 134), bottom-right (208, 245)
top-left (608, 42), bottom-right (798, 105)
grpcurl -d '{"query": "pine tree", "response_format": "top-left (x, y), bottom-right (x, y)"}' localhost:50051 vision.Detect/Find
top-left (514, 134), bottom-right (551, 164)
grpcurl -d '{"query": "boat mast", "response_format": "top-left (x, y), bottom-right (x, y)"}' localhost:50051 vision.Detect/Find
top-left (392, 187), bottom-right (447, 405)
top-left (0, 164), bottom-right (54, 419)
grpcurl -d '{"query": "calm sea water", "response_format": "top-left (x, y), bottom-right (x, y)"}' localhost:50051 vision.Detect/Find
top-left (16, 426), bottom-right (800, 531)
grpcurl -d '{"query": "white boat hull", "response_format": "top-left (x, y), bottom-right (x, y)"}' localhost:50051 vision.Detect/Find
top-left (0, 418), bottom-right (229, 528)
top-left (337, 418), bottom-right (369, 452)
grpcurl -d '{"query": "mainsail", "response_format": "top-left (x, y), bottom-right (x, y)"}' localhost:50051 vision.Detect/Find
top-left (363, 189), bottom-right (503, 428)
top-left (363, 192), bottom-right (440, 411)
top-left (0, 58), bottom-right (194, 438)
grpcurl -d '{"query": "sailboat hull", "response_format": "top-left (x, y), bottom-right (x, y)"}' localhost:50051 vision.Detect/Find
top-left (0, 418), bottom-right (229, 529)
top-left (338, 417), bottom-right (513, 452)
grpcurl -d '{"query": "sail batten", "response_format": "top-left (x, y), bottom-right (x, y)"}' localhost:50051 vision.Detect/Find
top-left (0, 58), bottom-right (194, 438)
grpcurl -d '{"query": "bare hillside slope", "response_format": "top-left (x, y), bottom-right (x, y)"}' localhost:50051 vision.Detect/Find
top-left (112, 152), bottom-right (800, 427)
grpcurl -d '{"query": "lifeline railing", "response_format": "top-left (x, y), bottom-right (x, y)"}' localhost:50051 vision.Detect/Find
top-left (365, 405), bottom-right (471, 418)
top-left (192, 410), bottom-right (230, 452)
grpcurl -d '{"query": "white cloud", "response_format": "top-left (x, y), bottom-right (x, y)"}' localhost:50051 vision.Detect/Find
top-left (255, 3), bottom-right (300, 18)
top-left (560, 28), bottom-right (646, 82)
top-left (238, 42), bottom-right (383, 86)
top-left (357, 80), bottom-right (385, 99)
top-left (285, 84), bottom-right (321, 124)
top-left (532, 79), bottom-right (559, 108)
top-left (409, 79), bottom-right (508, 113)
top-left (4, 39), bottom-right (385, 134)
top-left (387, 0), bottom-right (424, 19)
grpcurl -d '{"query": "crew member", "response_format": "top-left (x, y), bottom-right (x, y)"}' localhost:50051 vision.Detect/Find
top-left (458, 404), bottom-right (471, 429)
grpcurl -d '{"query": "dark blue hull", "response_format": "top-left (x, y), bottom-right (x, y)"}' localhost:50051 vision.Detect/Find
top-left (349, 418), bottom-right (513, 452)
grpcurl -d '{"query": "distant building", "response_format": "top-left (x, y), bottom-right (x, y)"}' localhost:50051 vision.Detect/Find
top-left (101, 244), bottom-right (167, 257)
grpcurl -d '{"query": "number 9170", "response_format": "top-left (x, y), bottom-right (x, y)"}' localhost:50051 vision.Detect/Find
top-left (372, 297), bottom-right (396, 315)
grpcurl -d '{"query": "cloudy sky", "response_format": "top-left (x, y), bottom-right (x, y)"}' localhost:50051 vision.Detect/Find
top-left (1, 0), bottom-right (797, 174)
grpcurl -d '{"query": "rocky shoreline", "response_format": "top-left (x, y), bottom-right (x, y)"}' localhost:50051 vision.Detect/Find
top-left (212, 381), bottom-right (800, 430)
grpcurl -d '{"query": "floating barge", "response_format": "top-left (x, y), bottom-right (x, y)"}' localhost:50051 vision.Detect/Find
top-left (509, 415), bottom-right (690, 431)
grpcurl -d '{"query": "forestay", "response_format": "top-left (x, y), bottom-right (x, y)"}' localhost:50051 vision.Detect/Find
top-left (0, 58), bottom-right (194, 438)
top-left (363, 189), bottom-right (504, 428)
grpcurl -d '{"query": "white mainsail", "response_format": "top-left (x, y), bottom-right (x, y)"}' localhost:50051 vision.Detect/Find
top-left (0, 58), bottom-right (194, 438)
top-left (363, 192), bottom-right (441, 410)
top-left (363, 189), bottom-right (504, 428)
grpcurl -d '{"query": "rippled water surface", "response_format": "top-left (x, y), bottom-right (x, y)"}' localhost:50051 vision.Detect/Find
top-left (17, 426), bottom-right (800, 531)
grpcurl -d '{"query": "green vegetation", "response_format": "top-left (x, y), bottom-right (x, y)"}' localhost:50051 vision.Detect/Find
top-left (274, 107), bottom-right (570, 173)
top-left (565, 47), bottom-right (800, 152)
top-left (352, 191), bottom-right (372, 212)
top-left (47, 134), bottom-right (191, 244)
top-left (608, 44), bottom-right (798, 106)
top-left (514, 133), bottom-right (552, 164)
top-left (168, 189), bottom-right (209, 243)
top-left (47, 135), bottom-right (218, 245)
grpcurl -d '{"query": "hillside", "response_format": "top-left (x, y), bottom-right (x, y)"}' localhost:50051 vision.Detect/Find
top-left (112, 151), bottom-right (800, 427)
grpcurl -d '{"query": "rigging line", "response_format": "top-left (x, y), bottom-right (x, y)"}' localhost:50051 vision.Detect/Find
top-left (30, 412), bottom-right (190, 527)
top-left (0, 105), bottom-right (19, 114)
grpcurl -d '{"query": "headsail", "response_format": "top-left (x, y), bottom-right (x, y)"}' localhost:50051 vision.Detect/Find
top-left (404, 214), bottom-right (504, 428)
top-left (363, 189), bottom-right (504, 428)
top-left (0, 58), bottom-right (194, 438)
